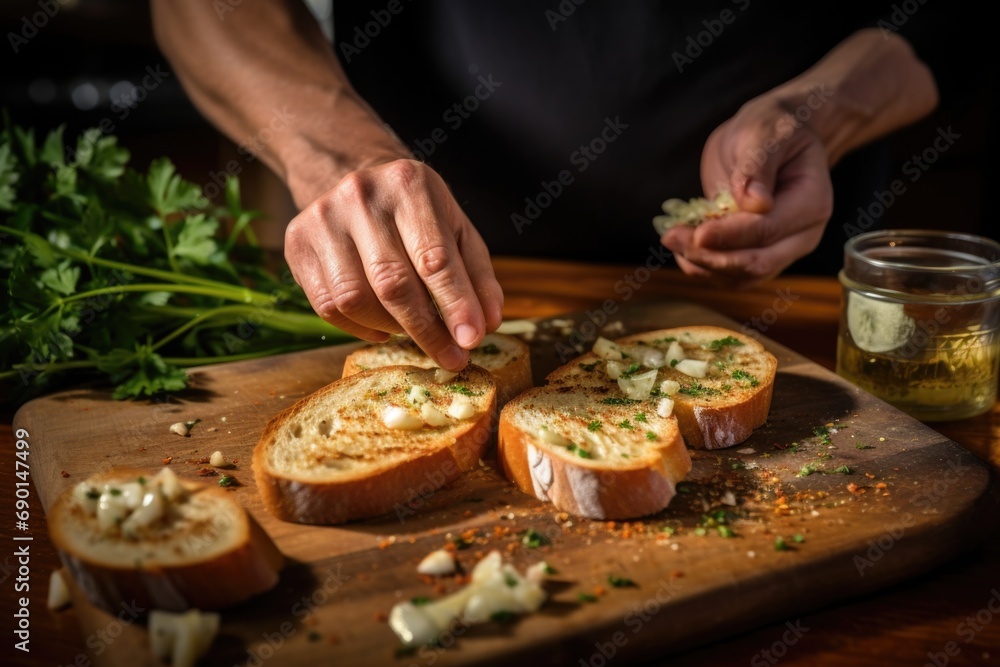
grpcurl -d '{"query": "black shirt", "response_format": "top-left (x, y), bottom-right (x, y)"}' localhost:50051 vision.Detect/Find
top-left (332, 1), bottom-right (977, 274)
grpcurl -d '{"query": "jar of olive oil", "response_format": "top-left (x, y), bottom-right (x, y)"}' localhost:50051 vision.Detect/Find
top-left (836, 230), bottom-right (1000, 421)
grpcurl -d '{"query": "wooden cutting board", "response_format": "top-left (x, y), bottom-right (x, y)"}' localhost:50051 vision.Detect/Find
top-left (14, 300), bottom-right (997, 666)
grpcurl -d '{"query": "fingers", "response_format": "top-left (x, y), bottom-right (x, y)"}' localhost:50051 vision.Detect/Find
top-left (454, 210), bottom-right (504, 333)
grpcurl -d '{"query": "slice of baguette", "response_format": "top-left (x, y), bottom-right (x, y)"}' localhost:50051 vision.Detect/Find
top-left (48, 467), bottom-right (284, 613)
top-left (254, 365), bottom-right (497, 524)
top-left (342, 333), bottom-right (532, 407)
top-left (498, 370), bottom-right (692, 520)
top-left (549, 326), bottom-right (777, 450)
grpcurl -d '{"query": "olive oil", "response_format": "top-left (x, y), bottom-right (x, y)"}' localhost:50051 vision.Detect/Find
top-left (837, 323), bottom-right (999, 421)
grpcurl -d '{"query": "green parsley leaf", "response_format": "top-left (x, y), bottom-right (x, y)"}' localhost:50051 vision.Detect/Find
top-left (707, 336), bottom-right (744, 351)
top-left (521, 529), bottom-right (551, 548)
top-left (587, 420), bottom-right (603, 432)
top-left (607, 575), bottom-right (636, 588)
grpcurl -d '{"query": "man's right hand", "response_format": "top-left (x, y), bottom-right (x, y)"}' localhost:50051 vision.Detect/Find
top-left (284, 158), bottom-right (504, 371)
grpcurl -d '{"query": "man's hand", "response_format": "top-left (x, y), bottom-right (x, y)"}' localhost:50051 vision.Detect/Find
top-left (661, 29), bottom-right (938, 287)
top-left (662, 96), bottom-right (833, 286)
top-left (285, 159), bottom-right (503, 371)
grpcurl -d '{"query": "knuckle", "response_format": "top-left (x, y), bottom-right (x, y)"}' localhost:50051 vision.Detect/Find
top-left (413, 243), bottom-right (452, 278)
top-left (311, 292), bottom-right (341, 323)
top-left (333, 171), bottom-right (371, 205)
top-left (332, 280), bottom-right (368, 316)
top-left (382, 159), bottom-right (423, 193)
top-left (369, 260), bottom-right (413, 303)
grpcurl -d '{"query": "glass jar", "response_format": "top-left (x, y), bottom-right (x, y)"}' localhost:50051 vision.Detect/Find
top-left (836, 230), bottom-right (1000, 421)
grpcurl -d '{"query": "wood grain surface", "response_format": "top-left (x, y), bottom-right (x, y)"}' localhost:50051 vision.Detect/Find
top-left (2, 258), bottom-right (998, 667)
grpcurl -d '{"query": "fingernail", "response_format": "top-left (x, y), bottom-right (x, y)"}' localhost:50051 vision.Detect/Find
top-left (747, 180), bottom-right (770, 200)
top-left (454, 323), bottom-right (479, 349)
top-left (439, 345), bottom-right (466, 371)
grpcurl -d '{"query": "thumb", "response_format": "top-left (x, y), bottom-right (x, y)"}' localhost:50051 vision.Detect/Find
top-left (732, 155), bottom-right (776, 215)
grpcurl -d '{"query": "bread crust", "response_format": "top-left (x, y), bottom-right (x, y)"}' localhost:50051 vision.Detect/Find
top-left (48, 474), bottom-right (284, 613)
top-left (498, 405), bottom-right (691, 520)
top-left (254, 366), bottom-right (497, 524)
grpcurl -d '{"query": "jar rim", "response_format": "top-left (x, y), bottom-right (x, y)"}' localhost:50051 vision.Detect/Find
top-left (845, 229), bottom-right (1000, 274)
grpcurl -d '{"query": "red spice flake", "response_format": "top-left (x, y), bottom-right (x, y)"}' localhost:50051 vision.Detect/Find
top-left (136, 447), bottom-right (146, 452)
top-left (232, 458), bottom-right (239, 464)
top-left (463, 510), bottom-right (473, 518)
top-left (453, 574), bottom-right (471, 586)
top-left (670, 570), bottom-right (685, 579)
top-left (433, 582), bottom-right (447, 595)
top-left (505, 542), bottom-right (518, 553)
top-left (593, 585), bottom-right (607, 597)
top-left (189, 457), bottom-right (210, 465)
top-left (605, 521), bottom-right (616, 531)
top-left (377, 539), bottom-right (392, 550)
top-left (373, 611), bottom-right (388, 622)
top-left (419, 574), bottom-right (435, 586)
top-left (864, 472), bottom-right (875, 480)
top-left (196, 468), bottom-right (217, 477)
top-left (460, 528), bottom-right (477, 542)
top-left (60, 471), bottom-right (70, 478)
top-left (846, 483), bottom-right (866, 495)
top-left (622, 527), bottom-right (632, 539)
top-left (162, 457), bottom-right (173, 464)
top-left (875, 482), bottom-right (888, 490)
top-left (268, 390), bottom-right (277, 397)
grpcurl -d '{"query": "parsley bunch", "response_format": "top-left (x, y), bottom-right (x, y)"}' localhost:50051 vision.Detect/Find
top-left (0, 121), bottom-right (350, 403)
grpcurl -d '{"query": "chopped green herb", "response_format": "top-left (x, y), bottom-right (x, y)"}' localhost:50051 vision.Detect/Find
top-left (184, 419), bottom-right (201, 432)
top-left (544, 564), bottom-right (558, 575)
top-left (578, 593), bottom-right (599, 603)
top-left (817, 452), bottom-right (833, 461)
top-left (395, 646), bottom-right (418, 658)
top-left (661, 525), bottom-right (677, 535)
top-left (567, 444), bottom-right (592, 459)
top-left (717, 525), bottom-right (736, 538)
top-left (707, 336), bottom-right (744, 351)
top-left (732, 369), bottom-right (759, 387)
top-left (448, 384), bottom-right (482, 397)
top-left (832, 465), bottom-right (853, 475)
top-left (855, 443), bottom-right (875, 450)
top-left (504, 573), bottom-right (518, 588)
top-left (654, 336), bottom-right (677, 344)
top-left (621, 453), bottom-right (630, 458)
top-left (731, 460), bottom-right (746, 470)
top-left (377, 390), bottom-right (388, 397)
top-left (789, 442), bottom-right (800, 453)
top-left (137, 476), bottom-right (146, 485)
top-left (813, 426), bottom-right (833, 445)
top-left (669, 359), bottom-right (679, 368)
top-left (721, 383), bottom-right (733, 392)
top-left (693, 527), bottom-right (708, 537)
top-left (678, 383), bottom-right (721, 398)
top-left (635, 412), bottom-right (647, 422)
top-left (618, 420), bottom-right (633, 430)
top-left (792, 534), bottom-right (806, 543)
top-left (423, 389), bottom-right (431, 397)
top-left (608, 575), bottom-right (636, 588)
top-left (411, 596), bottom-right (431, 606)
top-left (587, 420), bottom-right (603, 432)
top-left (452, 536), bottom-right (473, 550)
top-left (645, 431), bottom-right (657, 441)
top-left (715, 360), bottom-right (728, 371)
top-left (796, 464), bottom-right (819, 477)
top-left (774, 536), bottom-right (790, 551)
top-left (677, 484), bottom-right (692, 494)
top-left (109, 488), bottom-right (122, 496)
top-left (218, 475), bottom-right (236, 487)
top-left (622, 362), bottom-right (641, 376)
top-left (490, 610), bottom-right (516, 623)
top-left (521, 529), bottom-right (551, 548)
top-left (579, 361), bottom-right (600, 372)
top-left (85, 488), bottom-right (100, 500)
top-left (479, 343), bottom-right (501, 355)
top-left (601, 397), bottom-right (641, 406)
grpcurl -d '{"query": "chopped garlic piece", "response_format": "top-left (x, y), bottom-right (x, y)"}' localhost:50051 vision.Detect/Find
top-left (675, 359), bottom-right (708, 379)
top-left (659, 380), bottom-right (680, 396)
top-left (656, 398), bottom-right (675, 419)
top-left (420, 403), bottom-right (450, 427)
top-left (447, 396), bottom-right (475, 420)
top-left (416, 549), bottom-right (456, 576)
top-left (47, 570), bottom-right (71, 610)
top-left (383, 406), bottom-right (424, 430)
top-left (209, 451), bottom-right (228, 468)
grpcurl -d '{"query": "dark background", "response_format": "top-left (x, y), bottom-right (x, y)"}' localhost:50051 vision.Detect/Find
top-left (0, 0), bottom-right (995, 275)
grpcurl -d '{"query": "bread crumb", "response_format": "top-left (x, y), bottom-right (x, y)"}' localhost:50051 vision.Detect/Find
top-left (373, 611), bottom-right (388, 622)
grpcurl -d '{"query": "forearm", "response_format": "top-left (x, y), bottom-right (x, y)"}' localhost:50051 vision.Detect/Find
top-left (765, 29), bottom-right (939, 166)
top-left (150, 0), bottom-right (410, 207)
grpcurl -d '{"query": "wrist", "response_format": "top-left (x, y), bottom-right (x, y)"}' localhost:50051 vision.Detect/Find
top-left (276, 91), bottom-right (412, 208)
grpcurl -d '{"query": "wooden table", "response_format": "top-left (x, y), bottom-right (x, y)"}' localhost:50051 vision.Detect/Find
top-left (3, 257), bottom-right (998, 666)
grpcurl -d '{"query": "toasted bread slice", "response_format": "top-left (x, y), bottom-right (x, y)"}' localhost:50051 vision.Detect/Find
top-left (254, 365), bottom-right (497, 524)
top-left (549, 326), bottom-right (777, 450)
top-left (48, 467), bottom-right (284, 613)
top-left (342, 333), bottom-right (532, 407)
top-left (498, 370), bottom-right (692, 520)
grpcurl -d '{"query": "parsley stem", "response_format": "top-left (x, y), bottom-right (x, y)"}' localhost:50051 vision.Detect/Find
top-left (149, 305), bottom-right (344, 351)
top-left (53, 283), bottom-right (276, 308)
top-left (0, 224), bottom-right (273, 298)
